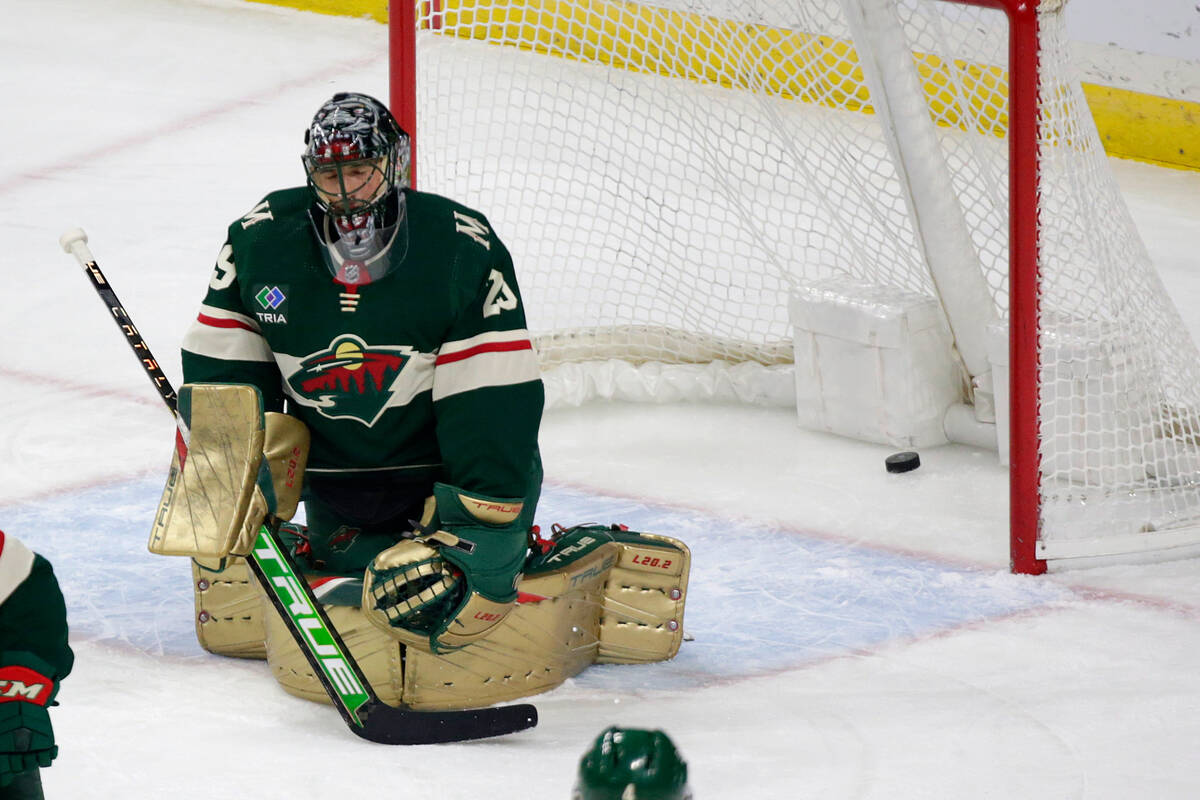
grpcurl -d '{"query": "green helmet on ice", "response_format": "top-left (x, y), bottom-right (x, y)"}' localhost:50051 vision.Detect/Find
top-left (573, 727), bottom-right (692, 800)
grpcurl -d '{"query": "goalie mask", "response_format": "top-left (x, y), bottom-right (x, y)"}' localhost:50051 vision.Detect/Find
top-left (303, 92), bottom-right (411, 284)
top-left (574, 727), bottom-right (692, 800)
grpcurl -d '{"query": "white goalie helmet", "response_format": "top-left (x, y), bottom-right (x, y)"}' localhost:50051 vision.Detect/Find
top-left (302, 92), bottom-right (412, 284)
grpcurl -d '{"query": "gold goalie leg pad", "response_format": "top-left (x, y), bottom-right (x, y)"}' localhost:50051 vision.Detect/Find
top-left (192, 557), bottom-right (267, 659)
top-left (597, 533), bottom-right (691, 664)
top-left (401, 544), bottom-right (618, 710)
top-left (265, 599), bottom-right (406, 708)
top-left (264, 545), bottom-right (621, 711)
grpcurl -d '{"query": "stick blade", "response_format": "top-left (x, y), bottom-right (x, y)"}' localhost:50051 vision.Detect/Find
top-left (353, 701), bottom-right (538, 745)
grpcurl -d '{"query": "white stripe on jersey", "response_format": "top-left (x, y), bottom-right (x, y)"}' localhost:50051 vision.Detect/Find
top-left (0, 531), bottom-right (36, 607)
top-left (181, 304), bottom-right (273, 363)
top-left (312, 577), bottom-right (356, 602)
top-left (432, 330), bottom-right (541, 401)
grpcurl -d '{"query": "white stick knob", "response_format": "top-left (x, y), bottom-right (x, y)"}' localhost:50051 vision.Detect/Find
top-left (59, 227), bottom-right (94, 265)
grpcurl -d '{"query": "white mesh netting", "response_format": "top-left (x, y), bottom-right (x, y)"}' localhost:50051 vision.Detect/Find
top-left (408, 0), bottom-right (1200, 563)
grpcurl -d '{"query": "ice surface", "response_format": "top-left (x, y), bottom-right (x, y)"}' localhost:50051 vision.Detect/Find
top-left (2, 1), bottom-right (1200, 797)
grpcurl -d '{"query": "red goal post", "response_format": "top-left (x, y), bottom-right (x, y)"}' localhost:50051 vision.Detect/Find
top-left (389, 0), bottom-right (1200, 574)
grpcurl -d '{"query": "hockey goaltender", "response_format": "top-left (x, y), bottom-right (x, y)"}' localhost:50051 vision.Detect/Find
top-left (145, 92), bottom-right (691, 713)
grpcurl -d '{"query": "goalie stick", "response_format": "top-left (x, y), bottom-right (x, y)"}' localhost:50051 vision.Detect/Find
top-left (59, 227), bottom-right (538, 744)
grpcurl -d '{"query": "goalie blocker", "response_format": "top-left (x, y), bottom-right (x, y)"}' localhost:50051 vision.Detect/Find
top-left (151, 384), bottom-right (691, 709)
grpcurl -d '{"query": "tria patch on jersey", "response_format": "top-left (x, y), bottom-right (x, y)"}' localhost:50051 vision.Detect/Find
top-left (253, 284), bottom-right (289, 324)
top-left (285, 335), bottom-right (419, 426)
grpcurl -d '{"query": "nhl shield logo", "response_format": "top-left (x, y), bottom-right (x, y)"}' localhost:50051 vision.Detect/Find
top-left (287, 335), bottom-right (416, 425)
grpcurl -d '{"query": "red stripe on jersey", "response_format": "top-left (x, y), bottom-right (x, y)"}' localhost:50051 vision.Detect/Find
top-left (436, 339), bottom-right (533, 366)
top-left (309, 576), bottom-right (339, 589)
top-left (197, 313), bottom-right (257, 332)
top-left (0, 530), bottom-right (6, 559)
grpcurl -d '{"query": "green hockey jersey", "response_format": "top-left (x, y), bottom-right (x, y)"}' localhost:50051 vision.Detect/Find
top-left (0, 532), bottom-right (73, 683)
top-left (181, 187), bottom-right (543, 501)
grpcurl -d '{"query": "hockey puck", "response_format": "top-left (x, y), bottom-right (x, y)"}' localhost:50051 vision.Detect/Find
top-left (885, 451), bottom-right (921, 473)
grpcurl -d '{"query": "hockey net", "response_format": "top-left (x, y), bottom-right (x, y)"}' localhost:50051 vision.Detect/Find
top-left (393, 0), bottom-right (1200, 570)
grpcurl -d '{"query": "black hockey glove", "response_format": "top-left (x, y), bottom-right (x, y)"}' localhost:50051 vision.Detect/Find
top-left (0, 657), bottom-right (59, 787)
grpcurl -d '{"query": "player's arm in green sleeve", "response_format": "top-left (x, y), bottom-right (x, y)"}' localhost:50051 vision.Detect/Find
top-left (180, 236), bottom-right (284, 411)
top-left (432, 233), bottom-right (543, 501)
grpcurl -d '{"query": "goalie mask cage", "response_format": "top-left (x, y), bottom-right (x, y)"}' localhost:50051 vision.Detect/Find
top-left (389, 0), bottom-right (1200, 573)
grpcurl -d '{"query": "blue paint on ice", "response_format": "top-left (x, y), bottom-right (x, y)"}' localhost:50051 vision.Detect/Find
top-left (3, 476), bottom-right (205, 658)
top-left (2, 478), bottom-right (1071, 687)
top-left (536, 485), bottom-right (1070, 690)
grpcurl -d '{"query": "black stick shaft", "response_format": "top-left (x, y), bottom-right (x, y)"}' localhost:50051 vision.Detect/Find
top-left (61, 232), bottom-right (177, 414)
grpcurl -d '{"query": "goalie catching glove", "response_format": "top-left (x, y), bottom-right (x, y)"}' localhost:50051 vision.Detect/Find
top-left (363, 482), bottom-right (529, 654)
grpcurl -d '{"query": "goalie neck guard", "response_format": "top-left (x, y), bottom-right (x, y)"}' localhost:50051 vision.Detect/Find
top-left (302, 92), bottom-right (411, 283)
top-left (574, 727), bottom-right (692, 800)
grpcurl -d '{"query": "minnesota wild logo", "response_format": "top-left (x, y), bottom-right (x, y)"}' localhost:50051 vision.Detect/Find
top-left (287, 335), bottom-right (415, 425)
